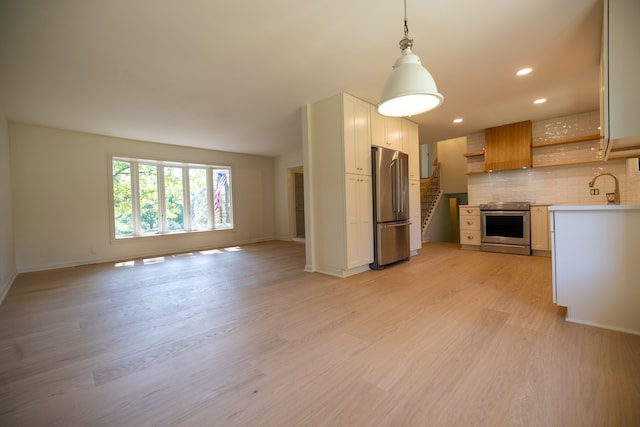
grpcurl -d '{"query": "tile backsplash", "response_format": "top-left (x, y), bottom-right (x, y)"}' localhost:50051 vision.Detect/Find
top-left (533, 110), bottom-right (599, 142)
top-left (466, 110), bottom-right (640, 206)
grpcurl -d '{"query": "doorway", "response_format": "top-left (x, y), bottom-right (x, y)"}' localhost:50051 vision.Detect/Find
top-left (287, 166), bottom-right (305, 241)
top-left (294, 171), bottom-right (305, 237)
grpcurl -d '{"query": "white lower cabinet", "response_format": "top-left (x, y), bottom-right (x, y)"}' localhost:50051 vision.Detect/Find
top-left (459, 206), bottom-right (481, 248)
top-left (345, 174), bottom-right (374, 268)
top-left (530, 205), bottom-right (550, 252)
top-left (550, 206), bottom-right (640, 334)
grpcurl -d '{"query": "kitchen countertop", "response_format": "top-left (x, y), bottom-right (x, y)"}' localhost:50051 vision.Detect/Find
top-left (549, 204), bottom-right (640, 211)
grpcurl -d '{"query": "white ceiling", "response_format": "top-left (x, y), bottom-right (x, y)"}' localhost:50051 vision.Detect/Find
top-left (0, 0), bottom-right (603, 158)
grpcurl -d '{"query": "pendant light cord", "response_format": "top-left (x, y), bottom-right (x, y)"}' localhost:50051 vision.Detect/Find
top-left (403, 0), bottom-right (409, 38)
top-left (399, 0), bottom-right (413, 51)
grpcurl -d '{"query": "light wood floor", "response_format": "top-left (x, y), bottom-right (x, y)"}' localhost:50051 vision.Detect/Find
top-left (1, 241), bottom-right (638, 426)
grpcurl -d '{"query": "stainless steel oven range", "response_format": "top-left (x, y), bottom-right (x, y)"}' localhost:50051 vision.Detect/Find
top-left (479, 202), bottom-right (531, 255)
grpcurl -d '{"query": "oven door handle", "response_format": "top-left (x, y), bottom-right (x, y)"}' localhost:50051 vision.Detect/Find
top-left (481, 210), bottom-right (529, 214)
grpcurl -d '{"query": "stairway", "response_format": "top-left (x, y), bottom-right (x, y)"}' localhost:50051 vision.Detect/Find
top-left (420, 162), bottom-right (441, 238)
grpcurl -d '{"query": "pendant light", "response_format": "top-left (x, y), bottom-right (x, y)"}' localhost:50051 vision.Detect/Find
top-left (378, 0), bottom-right (444, 117)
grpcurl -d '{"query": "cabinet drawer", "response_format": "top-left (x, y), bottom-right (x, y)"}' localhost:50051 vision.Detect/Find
top-left (460, 206), bottom-right (480, 216)
top-left (460, 216), bottom-right (480, 231)
top-left (461, 231), bottom-right (481, 246)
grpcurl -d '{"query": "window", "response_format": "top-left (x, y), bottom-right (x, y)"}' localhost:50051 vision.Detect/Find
top-left (112, 160), bottom-right (133, 236)
top-left (138, 163), bottom-right (159, 234)
top-left (189, 168), bottom-right (209, 231)
top-left (111, 157), bottom-right (232, 238)
top-left (164, 166), bottom-right (184, 231)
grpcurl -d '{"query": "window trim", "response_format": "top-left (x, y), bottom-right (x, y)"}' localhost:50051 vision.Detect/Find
top-left (108, 154), bottom-right (234, 241)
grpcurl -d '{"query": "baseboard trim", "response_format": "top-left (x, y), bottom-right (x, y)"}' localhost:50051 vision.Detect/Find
top-left (0, 271), bottom-right (17, 304)
top-left (532, 249), bottom-right (551, 257)
top-left (460, 244), bottom-right (481, 251)
top-left (565, 316), bottom-right (640, 336)
top-left (16, 238), bottom-right (275, 274)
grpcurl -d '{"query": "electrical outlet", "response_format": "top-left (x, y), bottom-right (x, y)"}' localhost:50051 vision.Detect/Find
top-left (590, 188), bottom-right (599, 195)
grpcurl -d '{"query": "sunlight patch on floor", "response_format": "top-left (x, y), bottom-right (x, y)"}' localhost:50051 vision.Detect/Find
top-left (200, 249), bottom-right (223, 255)
top-left (114, 260), bottom-right (135, 268)
top-left (143, 257), bottom-right (165, 265)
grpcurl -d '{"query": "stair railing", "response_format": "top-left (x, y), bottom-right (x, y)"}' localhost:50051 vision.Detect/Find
top-left (420, 161), bottom-right (441, 229)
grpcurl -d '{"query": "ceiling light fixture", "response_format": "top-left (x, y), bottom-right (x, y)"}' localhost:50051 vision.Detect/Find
top-left (533, 98), bottom-right (547, 104)
top-left (516, 67), bottom-right (533, 76)
top-left (378, 0), bottom-right (443, 117)
top-left (453, 118), bottom-right (463, 123)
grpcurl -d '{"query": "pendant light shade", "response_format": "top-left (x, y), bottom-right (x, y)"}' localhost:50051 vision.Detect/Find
top-left (378, 0), bottom-right (443, 117)
top-left (378, 48), bottom-right (443, 117)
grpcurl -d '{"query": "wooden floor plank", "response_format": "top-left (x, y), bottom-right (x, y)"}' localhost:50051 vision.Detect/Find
top-left (0, 241), bottom-right (638, 426)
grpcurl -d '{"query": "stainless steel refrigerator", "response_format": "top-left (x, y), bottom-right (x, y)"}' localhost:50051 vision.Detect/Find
top-left (370, 146), bottom-right (410, 270)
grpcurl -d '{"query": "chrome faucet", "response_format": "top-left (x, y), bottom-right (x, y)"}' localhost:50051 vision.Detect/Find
top-left (588, 173), bottom-right (620, 205)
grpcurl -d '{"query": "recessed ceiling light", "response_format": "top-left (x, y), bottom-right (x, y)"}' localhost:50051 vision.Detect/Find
top-left (517, 67), bottom-right (533, 76)
top-left (533, 98), bottom-right (547, 104)
top-left (453, 118), bottom-right (463, 123)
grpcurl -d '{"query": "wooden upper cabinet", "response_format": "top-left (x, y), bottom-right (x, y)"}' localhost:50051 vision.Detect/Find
top-left (484, 120), bottom-right (532, 171)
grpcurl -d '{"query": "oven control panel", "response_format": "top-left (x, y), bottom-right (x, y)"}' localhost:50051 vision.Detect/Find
top-left (480, 202), bottom-right (531, 211)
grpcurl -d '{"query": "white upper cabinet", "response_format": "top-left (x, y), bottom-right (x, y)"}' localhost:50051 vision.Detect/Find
top-left (402, 119), bottom-right (420, 180)
top-left (601, 0), bottom-right (640, 158)
top-left (371, 106), bottom-right (403, 151)
top-left (344, 95), bottom-right (371, 175)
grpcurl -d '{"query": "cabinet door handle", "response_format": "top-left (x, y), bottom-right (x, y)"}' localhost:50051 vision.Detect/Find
top-left (466, 209), bottom-right (473, 214)
top-left (467, 235), bottom-right (474, 240)
top-left (467, 221), bottom-right (474, 225)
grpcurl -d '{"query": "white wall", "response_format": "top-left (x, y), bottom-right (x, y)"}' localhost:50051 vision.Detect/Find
top-left (423, 141), bottom-right (438, 177)
top-left (420, 144), bottom-right (430, 178)
top-left (0, 114), bottom-right (16, 300)
top-left (424, 196), bottom-right (450, 242)
top-left (437, 136), bottom-right (468, 193)
top-left (274, 149), bottom-right (303, 240)
top-left (9, 123), bottom-right (276, 272)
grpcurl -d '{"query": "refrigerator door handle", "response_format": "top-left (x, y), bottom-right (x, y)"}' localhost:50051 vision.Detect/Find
top-left (397, 157), bottom-right (404, 213)
top-left (390, 157), bottom-right (404, 213)
top-left (391, 158), bottom-right (398, 213)
top-left (381, 221), bottom-right (411, 228)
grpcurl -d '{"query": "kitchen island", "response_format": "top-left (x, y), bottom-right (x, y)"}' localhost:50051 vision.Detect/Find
top-left (549, 204), bottom-right (640, 335)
